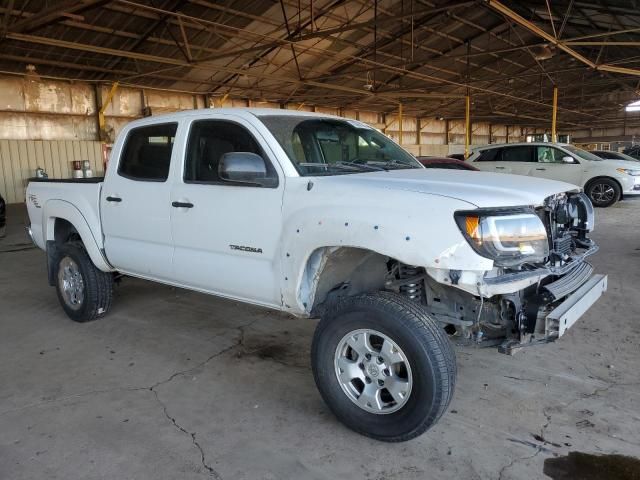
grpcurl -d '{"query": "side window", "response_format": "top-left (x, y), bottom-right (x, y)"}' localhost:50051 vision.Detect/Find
top-left (291, 132), bottom-right (307, 162)
top-left (119, 123), bottom-right (177, 182)
top-left (476, 148), bottom-right (500, 162)
top-left (537, 146), bottom-right (569, 163)
top-left (184, 120), bottom-right (278, 186)
top-left (502, 146), bottom-right (534, 162)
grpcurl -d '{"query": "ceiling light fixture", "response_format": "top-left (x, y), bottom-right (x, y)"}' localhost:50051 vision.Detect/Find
top-left (25, 64), bottom-right (40, 82)
top-left (626, 100), bottom-right (640, 112)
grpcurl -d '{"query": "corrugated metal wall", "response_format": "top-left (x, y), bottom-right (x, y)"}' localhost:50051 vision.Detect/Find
top-left (0, 140), bottom-right (104, 204)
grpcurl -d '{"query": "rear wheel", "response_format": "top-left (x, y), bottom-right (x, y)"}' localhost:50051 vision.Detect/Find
top-left (312, 292), bottom-right (456, 442)
top-left (55, 243), bottom-right (113, 322)
top-left (586, 178), bottom-right (621, 207)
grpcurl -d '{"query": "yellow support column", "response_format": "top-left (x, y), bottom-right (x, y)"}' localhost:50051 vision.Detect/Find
top-left (551, 85), bottom-right (558, 142)
top-left (98, 81), bottom-right (119, 142)
top-left (464, 94), bottom-right (471, 158)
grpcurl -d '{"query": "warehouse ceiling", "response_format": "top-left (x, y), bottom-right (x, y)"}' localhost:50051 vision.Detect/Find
top-left (0, 0), bottom-right (639, 129)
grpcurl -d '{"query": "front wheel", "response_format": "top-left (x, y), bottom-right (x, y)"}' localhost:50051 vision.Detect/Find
top-left (312, 292), bottom-right (456, 442)
top-left (55, 243), bottom-right (113, 322)
top-left (586, 178), bottom-right (621, 207)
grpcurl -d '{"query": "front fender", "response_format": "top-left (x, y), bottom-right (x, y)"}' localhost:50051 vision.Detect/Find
top-left (280, 180), bottom-right (493, 314)
top-left (43, 200), bottom-right (113, 272)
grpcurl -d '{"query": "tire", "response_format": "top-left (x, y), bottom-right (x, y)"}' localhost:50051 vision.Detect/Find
top-left (312, 291), bottom-right (456, 442)
top-left (54, 243), bottom-right (113, 322)
top-left (586, 178), bottom-right (621, 207)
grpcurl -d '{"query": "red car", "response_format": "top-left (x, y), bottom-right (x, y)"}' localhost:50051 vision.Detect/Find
top-left (416, 156), bottom-right (478, 171)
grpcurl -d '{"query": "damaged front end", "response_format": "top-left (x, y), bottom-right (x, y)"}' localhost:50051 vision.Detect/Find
top-left (386, 192), bottom-right (607, 354)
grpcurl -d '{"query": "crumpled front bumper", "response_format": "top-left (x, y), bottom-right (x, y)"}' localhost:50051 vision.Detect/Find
top-left (545, 274), bottom-right (607, 339)
top-left (498, 269), bottom-right (607, 354)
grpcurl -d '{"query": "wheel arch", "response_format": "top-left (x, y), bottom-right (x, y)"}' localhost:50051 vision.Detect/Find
top-left (43, 200), bottom-right (113, 282)
top-left (584, 175), bottom-right (622, 192)
top-left (297, 246), bottom-right (390, 317)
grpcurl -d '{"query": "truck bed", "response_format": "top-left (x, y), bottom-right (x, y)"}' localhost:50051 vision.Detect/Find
top-left (28, 177), bottom-right (104, 183)
top-left (26, 178), bottom-right (104, 253)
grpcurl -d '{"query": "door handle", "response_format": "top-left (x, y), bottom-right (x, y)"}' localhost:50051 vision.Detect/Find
top-left (535, 168), bottom-right (546, 171)
top-left (495, 166), bottom-right (505, 169)
top-left (172, 201), bottom-right (194, 208)
top-left (106, 196), bottom-right (122, 202)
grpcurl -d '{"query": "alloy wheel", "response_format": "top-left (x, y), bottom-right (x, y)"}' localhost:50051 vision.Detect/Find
top-left (58, 256), bottom-right (85, 310)
top-left (334, 329), bottom-right (413, 414)
top-left (590, 183), bottom-right (615, 204)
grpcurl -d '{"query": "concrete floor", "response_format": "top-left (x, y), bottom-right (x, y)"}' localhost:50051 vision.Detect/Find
top-left (1, 202), bottom-right (639, 480)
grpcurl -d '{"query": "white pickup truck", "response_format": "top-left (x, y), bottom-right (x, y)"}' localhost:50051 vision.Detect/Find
top-left (26, 108), bottom-right (607, 442)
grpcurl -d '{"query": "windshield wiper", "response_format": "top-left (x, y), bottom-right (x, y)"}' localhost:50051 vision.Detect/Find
top-left (297, 162), bottom-right (374, 174)
top-left (336, 161), bottom-right (386, 172)
top-left (368, 159), bottom-right (420, 170)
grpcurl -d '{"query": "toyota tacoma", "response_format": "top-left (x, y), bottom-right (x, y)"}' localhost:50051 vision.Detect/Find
top-left (26, 109), bottom-right (607, 442)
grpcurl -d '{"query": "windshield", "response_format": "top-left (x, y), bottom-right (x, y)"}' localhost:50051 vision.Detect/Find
top-left (564, 145), bottom-right (603, 162)
top-left (612, 152), bottom-right (640, 162)
top-left (259, 115), bottom-right (422, 176)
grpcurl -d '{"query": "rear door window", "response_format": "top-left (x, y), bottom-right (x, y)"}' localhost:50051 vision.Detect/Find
top-left (475, 148), bottom-right (501, 162)
top-left (119, 123), bottom-right (177, 182)
top-left (502, 146), bottom-right (534, 162)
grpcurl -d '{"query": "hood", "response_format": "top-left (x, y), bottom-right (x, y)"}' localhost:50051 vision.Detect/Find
top-left (598, 159), bottom-right (640, 169)
top-left (319, 169), bottom-right (579, 208)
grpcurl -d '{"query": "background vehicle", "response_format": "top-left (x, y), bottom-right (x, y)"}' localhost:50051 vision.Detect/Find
top-left (468, 142), bottom-right (640, 207)
top-left (623, 145), bottom-right (640, 160)
top-left (0, 193), bottom-right (5, 238)
top-left (26, 109), bottom-right (606, 442)
top-left (591, 150), bottom-right (640, 162)
top-left (447, 153), bottom-right (466, 161)
top-left (417, 156), bottom-right (478, 171)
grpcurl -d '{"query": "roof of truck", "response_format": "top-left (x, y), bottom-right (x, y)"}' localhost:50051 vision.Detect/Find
top-left (141, 107), bottom-right (341, 122)
top-left (122, 107), bottom-right (368, 133)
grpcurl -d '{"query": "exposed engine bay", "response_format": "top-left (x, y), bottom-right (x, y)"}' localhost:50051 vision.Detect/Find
top-left (386, 192), bottom-right (602, 354)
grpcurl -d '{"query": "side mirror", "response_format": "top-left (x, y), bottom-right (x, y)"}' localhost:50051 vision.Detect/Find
top-left (561, 156), bottom-right (576, 164)
top-left (219, 152), bottom-right (277, 187)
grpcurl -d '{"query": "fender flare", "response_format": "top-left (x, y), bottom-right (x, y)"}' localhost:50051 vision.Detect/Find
top-left (43, 200), bottom-right (113, 273)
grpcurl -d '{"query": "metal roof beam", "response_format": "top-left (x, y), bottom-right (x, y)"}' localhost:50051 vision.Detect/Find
top-left (486, 0), bottom-right (640, 77)
top-left (8, 0), bottom-right (109, 33)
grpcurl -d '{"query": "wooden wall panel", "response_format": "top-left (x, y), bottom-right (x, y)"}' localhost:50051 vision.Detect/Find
top-left (0, 140), bottom-right (103, 204)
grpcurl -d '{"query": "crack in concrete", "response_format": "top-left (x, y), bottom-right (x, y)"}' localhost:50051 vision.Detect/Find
top-left (151, 388), bottom-right (222, 479)
top-left (502, 375), bottom-right (548, 385)
top-left (149, 325), bottom-right (250, 391)
top-left (1, 318), bottom-right (262, 479)
top-left (506, 361), bottom-right (640, 473)
top-left (499, 401), bottom-right (558, 480)
top-left (0, 386), bottom-right (142, 416)
top-left (147, 318), bottom-right (260, 480)
top-left (0, 320), bottom-right (260, 417)
top-left (0, 246), bottom-right (37, 253)
top-left (497, 446), bottom-right (543, 480)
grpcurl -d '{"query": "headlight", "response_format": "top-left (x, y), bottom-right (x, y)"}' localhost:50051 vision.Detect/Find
top-left (616, 168), bottom-right (640, 176)
top-left (455, 210), bottom-right (549, 267)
